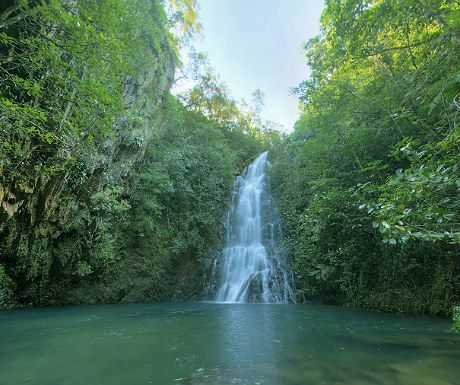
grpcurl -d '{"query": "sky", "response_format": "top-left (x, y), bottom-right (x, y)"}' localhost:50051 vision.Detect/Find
top-left (191, 0), bottom-right (324, 132)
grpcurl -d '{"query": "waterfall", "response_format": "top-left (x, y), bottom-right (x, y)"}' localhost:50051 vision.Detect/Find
top-left (211, 151), bottom-right (295, 303)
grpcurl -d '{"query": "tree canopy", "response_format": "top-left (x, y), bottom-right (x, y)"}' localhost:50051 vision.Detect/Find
top-left (272, 0), bottom-right (459, 314)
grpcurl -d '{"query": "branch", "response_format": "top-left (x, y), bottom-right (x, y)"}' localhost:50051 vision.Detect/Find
top-left (354, 41), bottom-right (427, 60)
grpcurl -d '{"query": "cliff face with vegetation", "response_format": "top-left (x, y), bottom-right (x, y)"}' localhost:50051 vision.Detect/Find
top-left (271, 0), bottom-right (459, 314)
top-left (0, 0), bottom-right (273, 308)
top-left (0, 0), bottom-right (176, 307)
top-left (0, 1), bottom-right (180, 305)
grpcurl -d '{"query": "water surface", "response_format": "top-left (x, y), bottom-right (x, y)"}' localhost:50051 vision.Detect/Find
top-left (0, 302), bottom-right (458, 385)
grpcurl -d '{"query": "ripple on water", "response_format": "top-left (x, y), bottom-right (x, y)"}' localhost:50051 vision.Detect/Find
top-left (0, 302), bottom-right (458, 385)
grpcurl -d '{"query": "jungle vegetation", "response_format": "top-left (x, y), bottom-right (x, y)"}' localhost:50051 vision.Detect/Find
top-left (0, 0), bottom-right (273, 307)
top-left (272, 0), bottom-right (460, 314)
top-left (0, 0), bottom-right (459, 316)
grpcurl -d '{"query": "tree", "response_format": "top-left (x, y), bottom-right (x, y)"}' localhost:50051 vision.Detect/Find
top-left (272, 0), bottom-right (460, 314)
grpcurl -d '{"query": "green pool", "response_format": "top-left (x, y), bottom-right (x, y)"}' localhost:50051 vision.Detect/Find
top-left (0, 302), bottom-right (458, 385)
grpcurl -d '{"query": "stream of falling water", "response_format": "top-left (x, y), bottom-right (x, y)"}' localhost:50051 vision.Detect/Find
top-left (211, 152), bottom-right (295, 303)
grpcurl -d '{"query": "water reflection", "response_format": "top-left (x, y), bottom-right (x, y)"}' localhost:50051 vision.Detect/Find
top-left (0, 303), bottom-right (458, 385)
top-left (216, 304), bottom-right (278, 383)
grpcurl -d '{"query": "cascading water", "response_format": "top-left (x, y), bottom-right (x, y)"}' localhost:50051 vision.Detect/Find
top-left (210, 151), bottom-right (295, 303)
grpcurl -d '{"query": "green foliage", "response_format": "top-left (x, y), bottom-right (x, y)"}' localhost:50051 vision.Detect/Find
top-left (108, 97), bottom-right (265, 301)
top-left (4, 0), bottom-right (457, 316)
top-left (168, 0), bottom-right (201, 37)
top-left (273, 0), bottom-right (460, 314)
top-left (177, 51), bottom-right (284, 169)
top-left (0, 264), bottom-right (15, 308)
top-left (0, 0), bottom-right (177, 307)
top-left (453, 306), bottom-right (460, 331)
top-left (0, 0), bottom-right (266, 307)
top-left (365, 129), bottom-right (460, 244)
top-left (1, 0), bottom-right (169, 182)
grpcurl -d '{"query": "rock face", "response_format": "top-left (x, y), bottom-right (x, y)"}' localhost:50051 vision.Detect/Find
top-left (0, 1), bottom-right (177, 308)
top-left (90, 40), bottom-right (176, 189)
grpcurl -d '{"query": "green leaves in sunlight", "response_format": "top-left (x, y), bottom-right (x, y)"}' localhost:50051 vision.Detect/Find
top-left (272, 0), bottom-right (460, 315)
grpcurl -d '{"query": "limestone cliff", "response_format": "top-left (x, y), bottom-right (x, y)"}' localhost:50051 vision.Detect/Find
top-left (0, 0), bottom-right (177, 308)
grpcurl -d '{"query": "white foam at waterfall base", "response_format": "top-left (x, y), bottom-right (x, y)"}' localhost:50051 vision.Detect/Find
top-left (213, 151), bottom-right (295, 303)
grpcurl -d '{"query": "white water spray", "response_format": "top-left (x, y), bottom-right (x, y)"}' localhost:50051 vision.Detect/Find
top-left (212, 152), bottom-right (295, 303)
